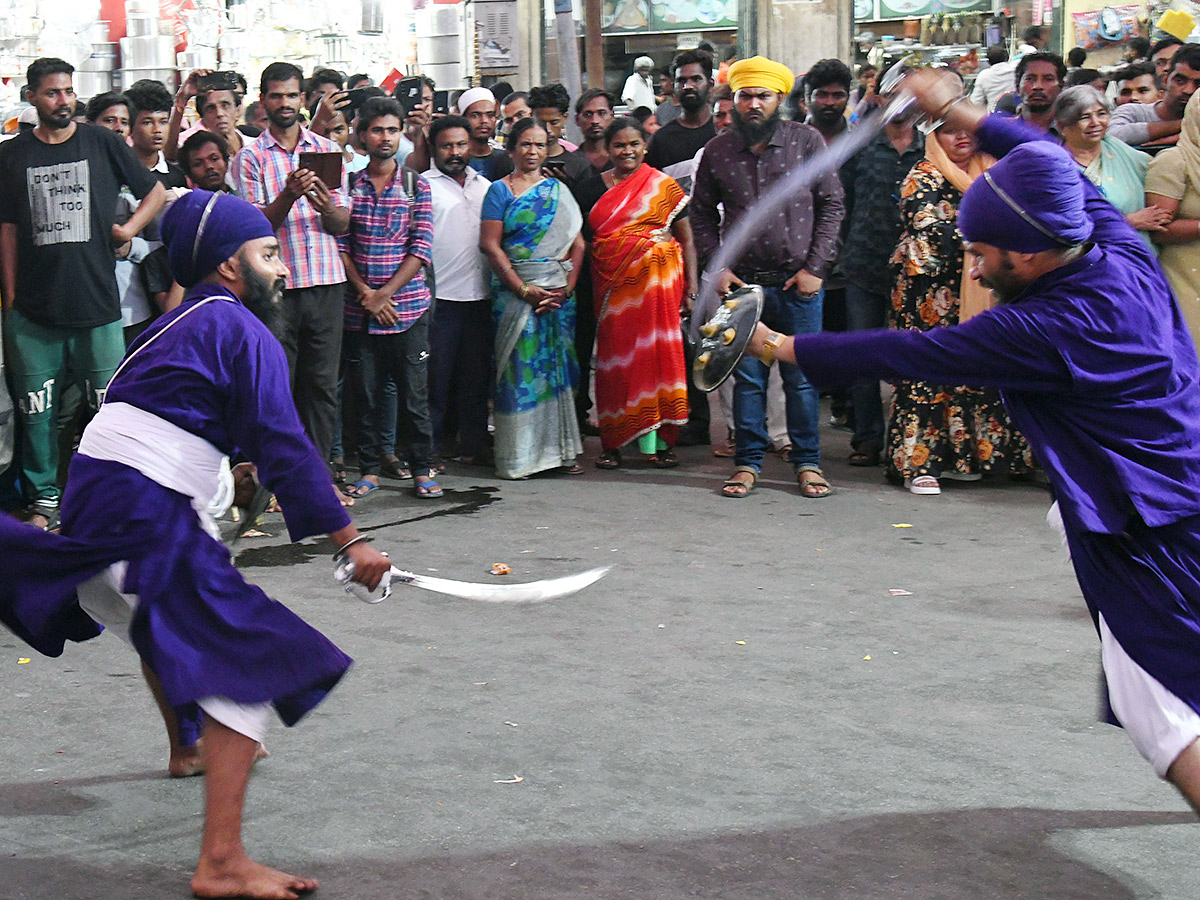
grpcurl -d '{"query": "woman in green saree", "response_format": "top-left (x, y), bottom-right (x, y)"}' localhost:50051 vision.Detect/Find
top-left (480, 118), bottom-right (586, 479)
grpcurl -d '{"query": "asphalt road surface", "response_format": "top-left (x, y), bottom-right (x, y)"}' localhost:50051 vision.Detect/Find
top-left (3, 419), bottom-right (1197, 899)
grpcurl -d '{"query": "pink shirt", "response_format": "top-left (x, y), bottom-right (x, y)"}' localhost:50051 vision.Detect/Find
top-left (235, 127), bottom-right (348, 289)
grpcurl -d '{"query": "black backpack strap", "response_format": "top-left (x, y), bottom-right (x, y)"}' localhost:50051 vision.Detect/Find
top-left (400, 166), bottom-right (435, 300)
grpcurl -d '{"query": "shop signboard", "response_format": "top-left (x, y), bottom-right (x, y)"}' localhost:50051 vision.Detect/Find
top-left (602, 0), bottom-right (737, 34)
top-left (859, 0), bottom-right (993, 19)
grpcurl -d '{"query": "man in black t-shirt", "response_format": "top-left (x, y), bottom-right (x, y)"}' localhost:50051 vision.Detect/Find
top-left (457, 87), bottom-right (514, 181)
top-left (645, 49), bottom-right (717, 172)
top-left (530, 83), bottom-right (594, 189)
top-left (0, 58), bottom-right (164, 528)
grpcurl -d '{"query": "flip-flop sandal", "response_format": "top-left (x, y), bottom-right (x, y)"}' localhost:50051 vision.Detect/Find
top-left (595, 449), bottom-right (622, 469)
top-left (721, 466), bottom-right (758, 498)
top-left (342, 479), bottom-right (379, 498)
top-left (381, 455), bottom-right (413, 479)
top-left (330, 456), bottom-right (347, 484)
top-left (797, 466), bottom-right (833, 499)
top-left (414, 477), bottom-right (443, 499)
top-left (564, 462), bottom-right (585, 475)
top-left (848, 448), bottom-right (880, 467)
top-left (652, 448), bottom-right (679, 469)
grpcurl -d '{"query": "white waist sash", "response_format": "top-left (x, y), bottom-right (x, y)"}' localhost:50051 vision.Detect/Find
top-left (77, 401), bottom-right (233, 538)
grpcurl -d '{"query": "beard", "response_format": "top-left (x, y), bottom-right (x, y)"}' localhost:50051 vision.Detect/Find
top-left (40, 104), bottom-right (73, 129)
top-left (811, 104), bottom-right (845, 127)
top-left (679, 89), bottom-right (708, 113)
top-left (238, 255), bottom-right (285, 330)
top-left (978, 253), bottom-right (1023, 304)
top-left (437, 155), bottom-right (468, 177)
top-left (732, 106), bottom-right (782, 146)
top-left (266, 106), bottom-right (297, 129)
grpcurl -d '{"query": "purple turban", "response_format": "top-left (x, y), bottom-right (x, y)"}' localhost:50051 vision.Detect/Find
top-left (161, 189), bottom-right (276, 288)
top-left (958, 141), bottom-right (1094, 253)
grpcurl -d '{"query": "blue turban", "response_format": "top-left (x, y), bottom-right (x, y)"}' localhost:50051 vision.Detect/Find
top-left (161, 189), bottom-right (277, 288)
top-left (959, 141), bottom-right (1094, 253)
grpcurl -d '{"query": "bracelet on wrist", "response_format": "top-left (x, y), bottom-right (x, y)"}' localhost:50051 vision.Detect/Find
top-left (333, 534), bottom-right (372, 560)
top-left (757, 330), bottom-right (785, 366)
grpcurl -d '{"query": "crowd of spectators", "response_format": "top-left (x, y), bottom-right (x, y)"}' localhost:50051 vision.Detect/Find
top-left (6, 32), bottom-right (1200, 527)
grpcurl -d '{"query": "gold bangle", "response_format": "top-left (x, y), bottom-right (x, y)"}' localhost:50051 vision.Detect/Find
top-left (757, 330), bottom-right (785, 366)
top-left (519, 282), bottom-right (530, 299)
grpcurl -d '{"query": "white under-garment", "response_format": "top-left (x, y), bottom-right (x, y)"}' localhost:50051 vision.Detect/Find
top-left (77, 561), bottom-right (271, 744)
top-left (1100, 613), bottom-right (1200, 777)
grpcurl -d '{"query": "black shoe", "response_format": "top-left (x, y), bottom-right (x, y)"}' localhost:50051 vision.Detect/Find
top-left (675, 427), bottom-right (711, 447)
top-left (579, 420), bottom-right (600, 437)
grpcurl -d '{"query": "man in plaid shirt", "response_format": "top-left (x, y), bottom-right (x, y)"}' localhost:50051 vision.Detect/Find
top-left (337, 97), bottom-right (441, 500)
top-left (236, 61), bottom-right (350, 488)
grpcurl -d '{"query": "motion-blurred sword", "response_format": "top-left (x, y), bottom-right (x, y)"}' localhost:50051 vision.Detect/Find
top-left (335, 560), bottom-right (611, 604)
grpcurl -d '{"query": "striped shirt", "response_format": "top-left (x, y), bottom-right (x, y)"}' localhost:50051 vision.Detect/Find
top-left (235, 127), bottom-right (347, 289)
top-left (339, 164), bottom-right (434, 335)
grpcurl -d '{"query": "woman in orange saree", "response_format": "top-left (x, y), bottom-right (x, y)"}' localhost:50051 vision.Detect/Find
top-left (587, 118), bottom-right (699, 468)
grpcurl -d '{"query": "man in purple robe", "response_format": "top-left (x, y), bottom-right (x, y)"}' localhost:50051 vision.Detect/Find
top-left (0, 189), bottom-right (391, 898)
top-left (746, 71), bottom-right (1200, 812)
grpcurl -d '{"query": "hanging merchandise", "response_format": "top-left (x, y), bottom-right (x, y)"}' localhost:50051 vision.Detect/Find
top-left (1072, 5), bottom-right (1140, 51)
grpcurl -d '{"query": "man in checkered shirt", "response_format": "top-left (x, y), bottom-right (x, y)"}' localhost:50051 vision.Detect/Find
top-left (337, 97), bottom-right (441, 500)
top-left (236, 61), bottom-right (350, 487)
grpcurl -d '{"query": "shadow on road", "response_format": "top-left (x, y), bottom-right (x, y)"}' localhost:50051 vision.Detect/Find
top-left (1, 805), bottom-right (1192, 898)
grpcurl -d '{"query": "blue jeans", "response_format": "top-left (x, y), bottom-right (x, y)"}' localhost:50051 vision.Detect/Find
top-left (844, 281), bottom-right (888, 453)
top-left (733, 285), bottom-right (823, 472)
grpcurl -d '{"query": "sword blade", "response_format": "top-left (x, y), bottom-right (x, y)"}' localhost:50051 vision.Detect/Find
top-left (388, 565), bottom-right (611, 603)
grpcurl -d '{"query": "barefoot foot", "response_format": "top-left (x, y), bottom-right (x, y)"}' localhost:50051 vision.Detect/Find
top-left (192, 854), bottom-right (318, 899)
top-left (169, 747), bottom-right (205, 778)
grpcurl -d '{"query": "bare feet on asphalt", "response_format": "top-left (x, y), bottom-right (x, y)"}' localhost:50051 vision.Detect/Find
top-left (191, 853), bottom-right (317, 899)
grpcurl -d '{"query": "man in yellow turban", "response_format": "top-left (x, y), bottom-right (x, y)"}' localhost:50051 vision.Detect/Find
top-left (727, 55), bottom-right (795, 97)
top-left (692, 53), bottom-right (845, 501)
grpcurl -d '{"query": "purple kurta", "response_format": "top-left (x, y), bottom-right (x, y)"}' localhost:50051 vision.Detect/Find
top-left (789, 114), bottom-right (1200, 721)
top-left (0, 286), bottom-right (354, 727)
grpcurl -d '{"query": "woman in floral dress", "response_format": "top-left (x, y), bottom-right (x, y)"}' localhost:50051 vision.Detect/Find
top-left (886, 120), bottom-right (1032, 495)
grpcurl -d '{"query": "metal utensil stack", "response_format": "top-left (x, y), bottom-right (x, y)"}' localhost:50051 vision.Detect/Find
top-left (118, 0), bottom-right (177, 94)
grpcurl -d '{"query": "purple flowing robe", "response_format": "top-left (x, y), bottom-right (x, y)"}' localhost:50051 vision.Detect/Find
top-left (788, 114), bottom-right (1200, 722)
top-left (0, 285), bottom-right (354, 727)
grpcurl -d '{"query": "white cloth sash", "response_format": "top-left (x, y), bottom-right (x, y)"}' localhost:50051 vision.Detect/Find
top-left (77, 401), bottom-right (233, 539)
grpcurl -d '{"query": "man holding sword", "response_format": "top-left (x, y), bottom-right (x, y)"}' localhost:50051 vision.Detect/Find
top-left (0, 188), bottom-right (391, 899)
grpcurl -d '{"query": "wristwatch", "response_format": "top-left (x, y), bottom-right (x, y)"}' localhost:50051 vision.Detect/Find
top-left (756, 330), bottom-right (785, 366)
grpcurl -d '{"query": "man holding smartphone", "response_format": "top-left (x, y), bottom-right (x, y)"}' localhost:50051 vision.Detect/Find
top-left (236, 61), bottom-right (351, 501)
top-left (167, 69), bottom-right (258, 167)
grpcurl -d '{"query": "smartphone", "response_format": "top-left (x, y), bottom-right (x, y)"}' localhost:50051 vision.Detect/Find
top-left (393, 76), bottom-right (423, 117)
top-left (542, 158), bottom-right (567, 173)
top-left (432, 89), bottom-right (450, 116)
top-left (298, 151), bottom-right (343, 191)
top-left (197, 70), bottom-right (242, 94)
top-left (345, 87), bottom-right (375, 117)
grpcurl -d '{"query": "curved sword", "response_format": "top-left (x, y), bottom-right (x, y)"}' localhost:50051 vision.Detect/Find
top-left (336, 561), bottom-right (611, 604)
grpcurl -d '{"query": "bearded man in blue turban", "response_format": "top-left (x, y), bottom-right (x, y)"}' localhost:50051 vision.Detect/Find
top-left (0, 189), bottom-right (391, 898)
top-left (746, 70), bottom-right (1200, 813)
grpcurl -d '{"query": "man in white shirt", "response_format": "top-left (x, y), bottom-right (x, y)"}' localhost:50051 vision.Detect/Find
top-left (970, 45), bottom-right (1016, 112)
top-left (424, 115), bottom-right (494, 465)
top-left (622, 57), bottom-right (657, 112)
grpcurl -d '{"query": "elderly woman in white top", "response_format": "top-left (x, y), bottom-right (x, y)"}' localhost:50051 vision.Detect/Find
top-left (1053, 85), bottom-right (1171, 243)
